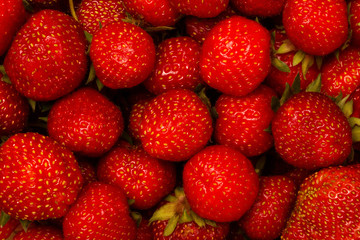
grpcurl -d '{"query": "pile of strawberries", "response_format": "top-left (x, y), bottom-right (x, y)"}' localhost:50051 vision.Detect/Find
top-left (1, 0), bottom-right (360, 239)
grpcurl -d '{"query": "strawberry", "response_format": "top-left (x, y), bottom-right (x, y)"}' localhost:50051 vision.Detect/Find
top-left (0, 80), bottom-right (29, 136)
top-left (271, 91), bottom-right (352, 170)
top-left (90, 21), bottom-right (156, 89)
top-left (282, 164), bottom-right (360, 239)
top-left (62, 182), bottom-right (136, 240)
top-left (183, 145), bottom-right (259, 222)
top-left (97, 142), bottom-right (177, 210)
top-left (3, 9), bottom-right (88, 101)
top-left (47, 87), bottom-right (124, 157)
top-left (0, 214), bottom-right (19, 240)
top-left (0, 0), bottom-right (27, 56)
top-left (13, 225), bottom-right (63, 240)
top-left (139, 89), bottom-right (213, 162)
top-left (282, 0), bottom-right (348, 56)
top-left (136, 218), bottom-right (154, 240)
top-left (350, 0), bottom-right (360, 47)
top-left (239, 175), bottom-right (297, 240)
top-left (77, 159), bottom-right (97, 186)
top-left (230, 0), bottom-right (286, 17)
top-left (214, 84), bottom-right (276, 157)
top-left (169, 0), bottom-right (229, 18)
top-left (200, 16), bottom-right (271, 97)
top-left (143, 36), bottom-right (202, 95)
top-left (128, 99), bottom-right (151, 142)
top-left (76, 0), bottom-right (126, 35)
top-left (321, 46), bottom-right (360, 98)
top-left (123, 0), bottom-right (180, 27)
top-left (0, 132), bottom-right (83, 221)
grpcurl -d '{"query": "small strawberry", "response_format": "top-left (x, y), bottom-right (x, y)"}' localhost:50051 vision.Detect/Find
top-left (0, 0), bottom-right (27, 56)
top-left (200, 15), bottom-right (271, 96)
top-left (13, 225), bottom-right (63, 240)
top-left (97, 142), bottom-right (177, 210)
top-left (271, 91), bottom-right (352, 170)
top-left (214, 84), bottom-right (276, 157)
top-left (143, 36), bottom-right (202, 95)
top-left (128, 99), bottom-right (151, 142)
top-left (239, 175), bottom-right (297, 240)
top-left (0, 80), bottom-right (29, 136)
top-left (90, 21), bottom-right (156, 89)
top-left (123, 0), bottom-right (180, 27)
top-left (230, 0), bottom-right (286, 17)
top-left (4, 9), bottom-right (88, 101)
top-left (282, 0), bottom-right (348, 56)
top-left (183, 145), bottom-right (259, 222)
top-left (139, 89), bottom-right (213, 162)
top-left (282, 164), bottom-right (360, 239)
top-left (62, 182), bottom-right (136, 240)
top-left (169, 0), bottom-right (229, 18)
top-left (76, 0), bottom-right (126, 35)
top-left (0, 132), bottom-right (84, 221)
top-left (350, 0), bottom-right (360, 47)
top-left (47, 87), bottom-right (124, 157)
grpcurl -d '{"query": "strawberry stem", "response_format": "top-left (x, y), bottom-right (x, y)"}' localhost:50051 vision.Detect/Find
top-left (69, 0), bottom-right (78, 22)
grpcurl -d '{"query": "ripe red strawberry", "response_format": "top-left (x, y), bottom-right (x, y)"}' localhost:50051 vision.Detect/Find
top-left (0, 0), bottom-right (26, 56)
top-left (0, 132), bottom-right (83, 221)
top-left (143, 36), bottom-right (202, 95)
top-left (282, 0), bottom-right (348, 56)
top-left (123, 0), bottom-right (179, 27)
top-left (200, 16), bottom-right (271, 96)
top-left (97, 142), bottom-right (177, 209)
top-left (350, 0), bottom-right (360, 47)
top-left (169, 0), bottom-right (229, 18)
top-left (47, 87), bottom-right (124, 157)
top-left (90, 21), bottom-right (156, 89)
top-left (13, 225), bottom-right (63, 240)
top-left (239, 175), bottom-right (297, 240)
top-left (0, 214), bottom-right (19, 240)
top-left (183, 145), bottom-right (259, 222)
top-left (76, 0), bottom-right (126, 35)
top-left (4, 9), bottom-right (88, 101)
top-left (271, 91), bottom-right (352, 170)
top-left (139, 89), bottom-right (213, 162)
top-left (214, 84), bottom-right (276, 157)
top-left (128, 99), bottom-right (151, 142)
top-left (62, 182), bottom-right (136, 240)
top-left (321, 46), bottom-right (360, 98)
top-left (282, 164), bottom-right (360, 239)
top-left (77, 159), bottom-right (97, 186)
top-left (0, 80), bottom-right (29, 136)
top-left (231, 0), bottom-right (286, 17)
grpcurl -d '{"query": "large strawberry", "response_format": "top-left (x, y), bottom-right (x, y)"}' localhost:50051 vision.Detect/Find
top-left (169, 0), bottom-right (229, 18)
top-left (47, 87), bottom-right (124, 157)
top-left (200, 15), bottom-right (271, 96)
top-left (0, 132), bottom-right (83, 221)
top-left (214, 84), bottom-right (276, 157)
top-left (282, 0), bottom-right (348, 56)
top-left (143, 36), bottom-right (202, 95)
top-left (139, 89), bottom-right (213, 162)
top-left (183, 145), bottom-right (259, 222)
top-left (3, 9), bottom-right (88, 101)
top-left (230, 0), bottom-right (286, 17)
top-left (282, 164), bottom-right (360, 239)
top-left (62, 182), bottom-right (136, 240)
top-left (90, 21), bottom-right (156, 89)
top-left (13, 225), bottom-right (63, 240)
top-left (0, 0), bottom-right (27, 56)
top-left (0, 80), bottom-right (29, 136)
top-left (271, 91), bottom-right (352, 170)
top-left (97, 142), bottom-right (177, 209)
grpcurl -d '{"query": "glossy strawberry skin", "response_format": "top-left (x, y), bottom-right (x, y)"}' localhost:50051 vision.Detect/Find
top-left (282, 164), bottom-right (360, 239)
top-left (90, 21), bottom-right (156, 89)
top-left (183, 145), bottom-right (259, 222)
top-left (4, 9), bottom-right (88, 101)
top-left (214, 84), bottom-right (276, 157)
top-left (63, 182), bottom-right (136, 240)
top-left (139, 89), bottom-right (213, 162)
top-left (200, 16), bottom-right (271, 97)
top-left (13, 225), bottom-right (63, 240)
top-left (169, 0), bottom-right (229, 18)
top-left (239, 175), bottom-right (297, 240)
top-left (231, 0), bottom-right (286, 17)
top-left (76, 0), bottom-right (126, 35)
top-left (0, 80), bottom-right (29, 136)
top-left (97, 143), bottom-right (177, 210)
top-left (271, 92), bottom-right (352, 170)
top-left (0, 132), bottom-right (84, 221)
top-left (47, 87), bottom-right (124, 157)
top-left (0, 0), bottom-right (27, 56)
top-left (282, 0), bottom-right (348, 56)
top-left (143, 36), bottom-right (202, 95)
